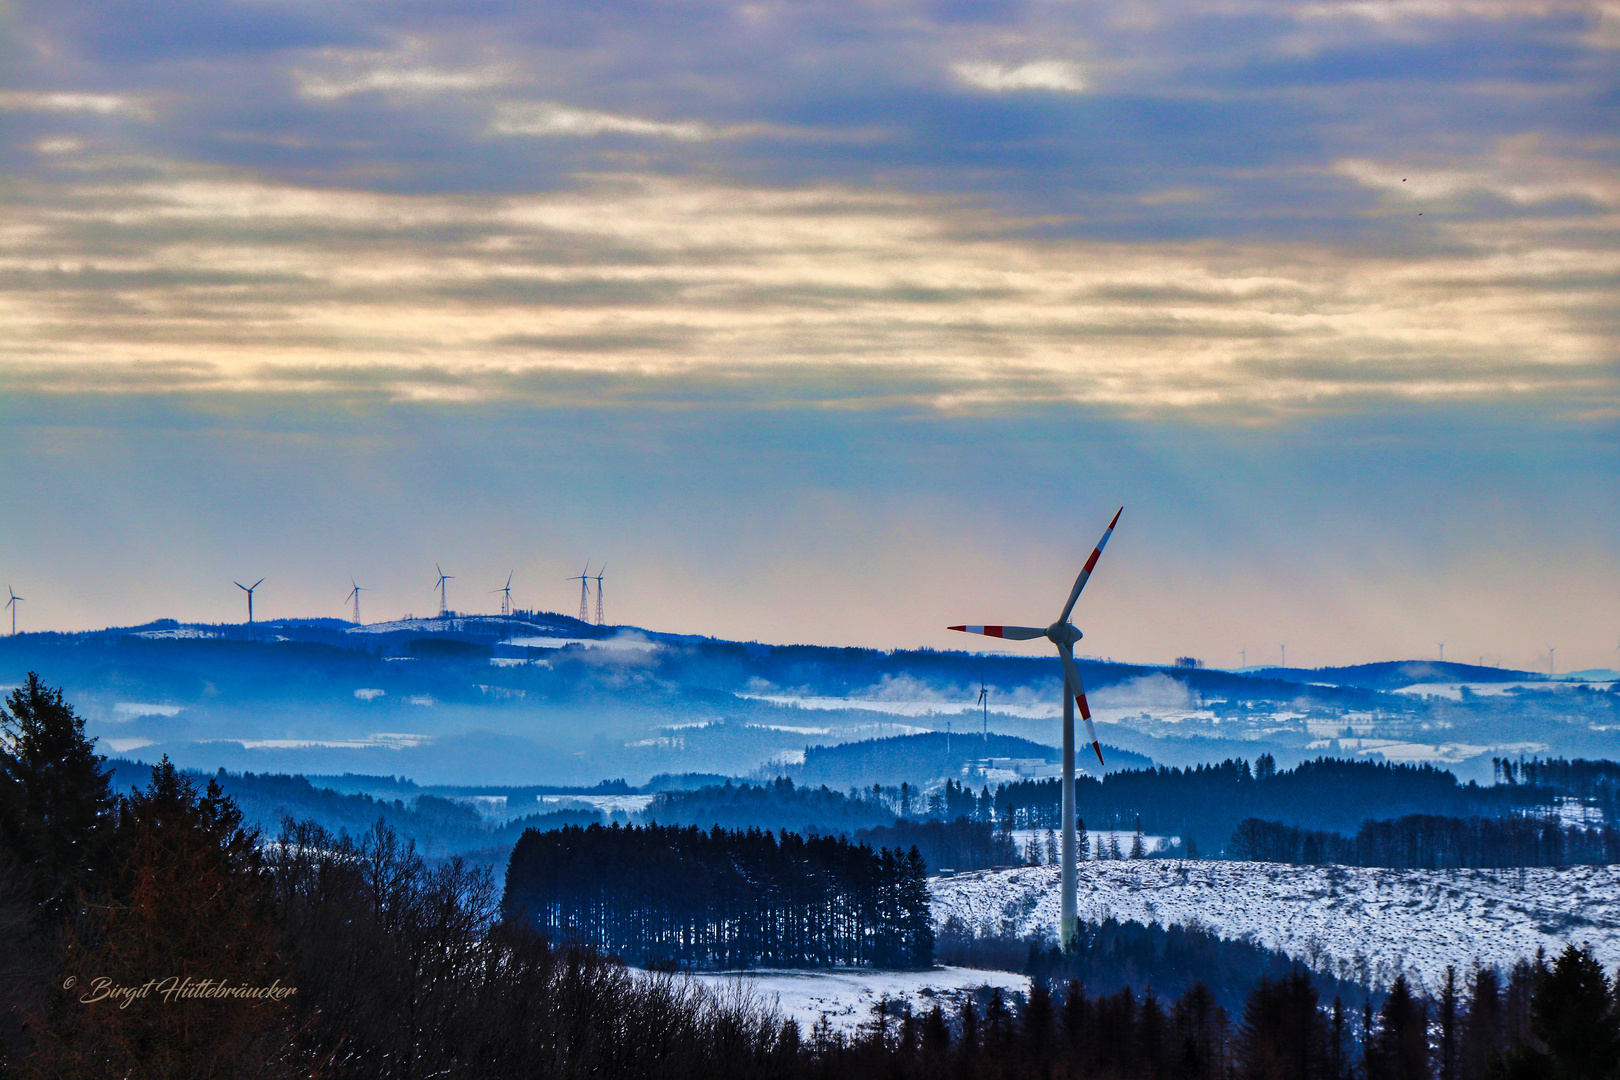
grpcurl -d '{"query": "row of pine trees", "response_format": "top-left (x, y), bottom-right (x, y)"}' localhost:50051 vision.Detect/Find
top-left (1228, 813), bottom-right (1620, 868)
top-left (501, 822), bottom-right (936, 969)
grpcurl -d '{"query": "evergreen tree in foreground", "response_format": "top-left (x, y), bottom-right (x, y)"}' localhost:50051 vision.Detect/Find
top-left (1500, 944), bottom-right (1620, 1080)
top-left (0, 673), bottom-right (115, 916)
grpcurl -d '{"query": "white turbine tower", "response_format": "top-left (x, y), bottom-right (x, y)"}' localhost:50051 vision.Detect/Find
top-left (950, 507), bottom-right (1122, 950)
top-left (5, 587), bottom-right (21, 636)
top-left (234, 578), bottom-right (264, 624)
top-left (347, 579), bottom-right (366, 624)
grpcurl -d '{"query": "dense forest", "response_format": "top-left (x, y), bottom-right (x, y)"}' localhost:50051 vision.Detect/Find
top-left (992, 757), bottom-right (1555, 853)
top-left (1507, 757), bottom-right (1620, 822)
top-left (5, 673), bottom-right (1620, 1079)
top-left (855, 817), bottom-right (1020, 874)
top-left (939, 917), bottom-right (1366, 1012)
top-left (1229, 814), bottom-right (1620, 868)
top-left (501, 822), bottom-right (935, 969)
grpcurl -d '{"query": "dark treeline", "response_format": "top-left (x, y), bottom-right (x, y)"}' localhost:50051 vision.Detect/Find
top-left (1229, 814), bottom-right (1620, 868)
top-left (938, 918), bottom-right (1364, 1014)
top-left (993, 758), bottom-right (1551, 854)
top-left (787, 948), bottom-right (1613, 1080)
top-left (502, 822), bottom-right (935, 969)
top-left (856, 816), bottom-right (1019, 873)
top-left (1505, 756), bottom-right (1620, 823)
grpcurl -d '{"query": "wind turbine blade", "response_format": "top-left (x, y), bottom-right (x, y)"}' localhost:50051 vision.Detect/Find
top-left (1057, 643), bottom-right (1105, 767)
top-left (235, 581), bottom-right (248, 592)
top-left (948, 625), bottom-right (1046, 640)
top-left (1059, 507), bottom-right (1123, 623)
top-left (252, 578), bottom-right (264, 590)
top-left (506, 571), bottom-right (513, 589)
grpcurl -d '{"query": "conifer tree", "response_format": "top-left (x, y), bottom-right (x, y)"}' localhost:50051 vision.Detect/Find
top-left (1501, 944), bottom-right (1620, 1080)
top-left (1366, 975), bottom-right (1430, 1080)
top-left (0, 673), bottom-right (114, 915)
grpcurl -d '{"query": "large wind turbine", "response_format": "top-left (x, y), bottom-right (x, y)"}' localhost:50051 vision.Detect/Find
top-left (346, 579), bottom-right (366, 624)
top-left (950, 507), bottom-right (1122, 950)
top-left (5, 587), bottom-right (21, 636)
top-left (234, 578), bottom-right (264, 624)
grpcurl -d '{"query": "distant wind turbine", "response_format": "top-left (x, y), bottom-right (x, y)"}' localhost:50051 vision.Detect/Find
top-left (593, 564), bottom-right (607, 625)
top-left (346, 579), bottom-right (366, 624)
top-left (566, 563), bottom-right (591, 623)
top-left (1436, 641), bottom-right (1445, 663)
top-left (950, 506), bottom-right (1123, 950)
top-left (5, 587), bottom-right (21, 636)
top-left (491, 572), bottom-right (514, 618)
top-left (1548, 645), bottom-right (1556, 677)
top-left (434, 564), bottom-right (454, 618)
top-left (234, 578), bottom-right (264, 624)
top-left (977, 681), bottom-right (989, 743)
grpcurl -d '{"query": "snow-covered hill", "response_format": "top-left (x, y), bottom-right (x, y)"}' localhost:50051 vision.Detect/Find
top-left (931, 861), bottom-right (1620, 990)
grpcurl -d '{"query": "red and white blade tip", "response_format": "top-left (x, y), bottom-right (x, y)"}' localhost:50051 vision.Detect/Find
top-left (1092, 741), bottom-right (1105, 767)
top-left (950, 625), bottom-right (1002, 637)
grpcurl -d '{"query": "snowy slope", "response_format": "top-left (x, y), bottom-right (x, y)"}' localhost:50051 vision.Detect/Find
top-left (931, 861), bottom-right (1620, 990)
top-left (686, 967), bottom-right (1028, 1036)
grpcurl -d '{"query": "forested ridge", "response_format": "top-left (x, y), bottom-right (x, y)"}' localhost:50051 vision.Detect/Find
top-left (993, 757), bottom-right (1555, 853)
top-left (1230, 813), bottom-right (1620, 868)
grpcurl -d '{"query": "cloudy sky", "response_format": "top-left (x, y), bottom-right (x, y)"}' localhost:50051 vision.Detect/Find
top-left (2, 0), bottom-right (1616, 671)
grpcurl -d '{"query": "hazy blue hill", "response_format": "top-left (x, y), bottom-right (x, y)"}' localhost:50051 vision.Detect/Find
top-left (645, 778), bottom-right (896, 834)
top-left (787, 732), bottom-right (1154, 790)
top-left (4, 615), bottom-right (1611, 786)
top-left (1250, 659), bottom-right (1544, 690)
top-left (105, 757), bottom-right (603, 858)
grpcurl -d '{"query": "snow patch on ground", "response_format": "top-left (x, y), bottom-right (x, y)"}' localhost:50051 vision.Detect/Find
top-left (237, 732), bottom-right (428, 750)
top-left (541, 793), bottom-right (656, 815)
top-left (736, 693), bottom-right (1056, 720)
top-left (1394, 681), bottom-right (1615, 699)
top-left (931, 862), bottom-right (1620, 991)
top-left (686, 966), bottom-right (1029, 1036)
top-left (506, 635), bottom-right (658, 653)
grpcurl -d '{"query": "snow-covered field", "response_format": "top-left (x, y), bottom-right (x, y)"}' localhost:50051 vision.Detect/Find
top-left (932, 861), bottom-right (1620, 990)
top-left (686, 966), bottom-right (1028, 1035)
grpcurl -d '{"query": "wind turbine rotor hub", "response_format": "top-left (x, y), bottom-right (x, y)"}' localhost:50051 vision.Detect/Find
top-left (1045, 622), bottom-right (1082, 646)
